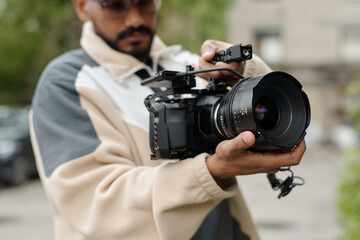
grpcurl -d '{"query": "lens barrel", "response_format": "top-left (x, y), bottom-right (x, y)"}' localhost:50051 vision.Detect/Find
top-left (216, 71), bottom-right (310, 149)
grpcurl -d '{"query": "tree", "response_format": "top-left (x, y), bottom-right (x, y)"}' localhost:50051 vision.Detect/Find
top-left (157, 0), bottom-right (233, 54)
top-left (338, 74), bottom-right (360, 239)
top-left (0, 0), bottom-right (81, 104)
top-left (0, 0), bottom-right (233, 104)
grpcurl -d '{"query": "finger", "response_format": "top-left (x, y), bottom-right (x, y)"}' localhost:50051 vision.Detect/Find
top-left (267, 168), bottom-right (281, 174)
top-left (200, 40), bottom-right (233, 62)
top-left (195, 60), bottom-right (241, 82)
top-left (290, 139), bottom-right (307, 157)
top-left (200, 40), bottom-right (220, 61)
top-left (198, 57), bottom-right (218, 71)
top-left (215, 61), bottom-right (245, 76)
top-left (195, 58), bottom-right (223, 80)
top-left (260, 142), bottom-right (306, 169)
top-left (220, 131), bottom-right (255, 155)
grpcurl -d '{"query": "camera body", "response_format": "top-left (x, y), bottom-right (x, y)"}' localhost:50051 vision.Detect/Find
top-left (142, 45), bottom-right (310, 160)
top-left (144, 75), bottom-right (227, 159)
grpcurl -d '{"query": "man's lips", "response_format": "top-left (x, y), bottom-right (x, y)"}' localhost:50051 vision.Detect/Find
top-left (122, 32), bottom-right (148, 43)
top-left (117, 26), bottom-right (153, 43)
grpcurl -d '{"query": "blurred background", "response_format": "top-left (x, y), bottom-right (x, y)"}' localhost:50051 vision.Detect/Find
top-left (0, 0), bottom-right (359, 239)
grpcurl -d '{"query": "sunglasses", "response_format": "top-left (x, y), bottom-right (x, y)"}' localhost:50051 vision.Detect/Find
top-left (94, 0), bottom-right (162, 19)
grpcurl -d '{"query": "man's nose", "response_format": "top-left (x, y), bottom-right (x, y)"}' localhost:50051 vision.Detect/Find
top-left (124, 5), bottom-right (145, 28)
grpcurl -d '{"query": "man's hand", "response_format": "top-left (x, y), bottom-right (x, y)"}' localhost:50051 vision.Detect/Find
top-left (193, 40), bottom-right (246, 86)
top-left (206, 131), bottom-right (307, 189)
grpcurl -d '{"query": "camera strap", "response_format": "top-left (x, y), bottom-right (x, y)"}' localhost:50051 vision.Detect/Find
top-left (267, 168), bottom-right (305, 199)
top-left (135, 65), bottom-right (165, 93)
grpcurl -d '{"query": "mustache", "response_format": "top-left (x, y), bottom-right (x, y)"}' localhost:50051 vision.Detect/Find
top-left (117, 26), bottom-right (153, 41)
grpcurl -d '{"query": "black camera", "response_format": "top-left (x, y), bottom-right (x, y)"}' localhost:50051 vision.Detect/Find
top-left (142, 44), bottom-right (310, 160)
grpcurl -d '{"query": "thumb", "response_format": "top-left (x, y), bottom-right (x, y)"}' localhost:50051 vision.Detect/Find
top-left (233, 131), bottom-right (256, 151)
top-left (218, 131), bottom-right (255, 156)
top-left (201, 44), bottom-right (217, 62)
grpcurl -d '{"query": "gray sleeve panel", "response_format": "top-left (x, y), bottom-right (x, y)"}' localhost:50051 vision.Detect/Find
top-left (191, 199), bottom-right (250, 240)
top-left (32, 49), bottom-right (101, 177)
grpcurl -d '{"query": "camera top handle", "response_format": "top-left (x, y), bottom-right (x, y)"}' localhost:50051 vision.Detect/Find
top-left (141, 43), bottom-right (252, 90)
top-left (210, 44), bottom-right (253, 64)
top-left (141, 67), bottom-right (245, 91)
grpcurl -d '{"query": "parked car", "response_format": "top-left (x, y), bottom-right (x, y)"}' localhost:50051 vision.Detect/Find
top-left (0, 106), bottom-right (37, 185)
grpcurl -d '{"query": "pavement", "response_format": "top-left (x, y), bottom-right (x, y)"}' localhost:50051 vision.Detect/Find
top-left (0, 145), bottom-right (346, 240)
top-left (0, 179), bottom-right (53, 240)
top-left (238, 145), bottom-right (345, 240)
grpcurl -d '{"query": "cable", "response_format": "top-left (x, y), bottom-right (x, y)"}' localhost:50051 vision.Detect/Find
top-left (175, 67), bottom-right (245, 80)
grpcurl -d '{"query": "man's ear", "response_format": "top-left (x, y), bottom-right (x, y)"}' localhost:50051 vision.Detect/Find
top-left (72, 0), bottom-right (90, 22)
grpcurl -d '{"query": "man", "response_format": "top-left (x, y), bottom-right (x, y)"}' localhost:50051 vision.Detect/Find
top-left (30, 0), bottom-right (306, 239)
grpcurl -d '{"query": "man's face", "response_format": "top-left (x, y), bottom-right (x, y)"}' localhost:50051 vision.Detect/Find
top-left (83, 0), bottom-right (158, 61)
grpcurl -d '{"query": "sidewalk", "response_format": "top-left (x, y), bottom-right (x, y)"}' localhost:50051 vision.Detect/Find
top-left (238, 145), bottom-right (345, 240)
top-left (0, 145), bottom-right (345, 240)
top-left (0, 179), bottom-right (53, 240)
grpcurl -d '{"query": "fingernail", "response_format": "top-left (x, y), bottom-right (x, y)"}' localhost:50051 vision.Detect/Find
top-left (242, 133), bottom-right (251, 145)
top-left (202, 50), bottom-right (212, 58)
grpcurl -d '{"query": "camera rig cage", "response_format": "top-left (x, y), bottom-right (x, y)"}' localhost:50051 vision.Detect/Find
top-left (141, 44), bottom-right (308, 198)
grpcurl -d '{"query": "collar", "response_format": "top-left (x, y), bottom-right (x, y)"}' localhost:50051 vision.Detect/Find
top-left (80, 21), bottom-right (181, 78)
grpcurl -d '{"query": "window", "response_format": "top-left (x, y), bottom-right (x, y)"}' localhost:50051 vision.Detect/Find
top-left (340, 27), bottom-right (360, 63)
top-left (255, 29), bottom-right (284, 64)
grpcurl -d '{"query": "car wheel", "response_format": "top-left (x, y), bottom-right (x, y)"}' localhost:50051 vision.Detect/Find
top-left (10, 155), bottom-right (29, 185)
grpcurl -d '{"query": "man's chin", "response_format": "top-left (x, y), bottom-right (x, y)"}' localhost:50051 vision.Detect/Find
top-left (127, 49), bottom-right (151, 63)
top-left (117, 37), bottom-right (154, 62)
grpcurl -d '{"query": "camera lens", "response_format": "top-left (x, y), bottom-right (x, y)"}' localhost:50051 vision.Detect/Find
top-left (254, 97), bottom-right (279, 130)
top-left (215, 71), bottom-right (310, 149)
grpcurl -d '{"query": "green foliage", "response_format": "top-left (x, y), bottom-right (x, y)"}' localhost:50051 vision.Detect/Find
top-left (338, 75), bottom-right (360, 240)
top-left (0, 0), bottom-right (233, 104)
top-left (345, 75), bottom-right (360, 133)
top-left (0, 0), bottom-right (81, 104)
top-left (157, 0), bottom-right (233, 54)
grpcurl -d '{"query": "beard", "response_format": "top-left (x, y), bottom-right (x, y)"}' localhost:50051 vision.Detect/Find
top-left (99, 25), bottom-right (155, 64)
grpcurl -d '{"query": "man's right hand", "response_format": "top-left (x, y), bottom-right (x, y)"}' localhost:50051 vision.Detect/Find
top-left (193, 40), bottom-right (246, 87)
top-left (205, 131), bottom-right (306, 189)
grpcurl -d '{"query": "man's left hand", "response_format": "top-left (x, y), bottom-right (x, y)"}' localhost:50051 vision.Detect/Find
top-left (193, 40), bottom-right (246, 86)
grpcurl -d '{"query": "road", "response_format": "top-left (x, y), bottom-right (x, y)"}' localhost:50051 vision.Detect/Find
top-left (0, 145), bottom-right (345, 240)
top-left (0, 179), bottom-right (53, 240)
top-left (238, 145), bottom-right (345, 240)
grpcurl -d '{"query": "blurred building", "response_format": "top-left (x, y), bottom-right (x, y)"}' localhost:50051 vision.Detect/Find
top-left (227, 0), bottom-right (360, 145)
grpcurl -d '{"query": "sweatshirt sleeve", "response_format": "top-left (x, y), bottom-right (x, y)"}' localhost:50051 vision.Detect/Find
top-left (30, 53), bottom-right (238, 240)
top-left (243, 53), bottom-right (272, 77)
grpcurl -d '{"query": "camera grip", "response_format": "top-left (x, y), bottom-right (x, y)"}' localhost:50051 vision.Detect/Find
top-left (209, 44), bottom-right (253, 64)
